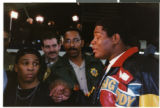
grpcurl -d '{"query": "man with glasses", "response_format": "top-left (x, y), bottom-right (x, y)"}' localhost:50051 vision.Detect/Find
top-left (48, 28), bottom-right (104, 104)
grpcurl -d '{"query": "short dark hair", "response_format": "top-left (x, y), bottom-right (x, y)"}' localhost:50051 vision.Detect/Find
top-left (41, 31), bottom-right (60, 46)
top-left (63, 28), bottom-right (83, 40)
top-left (15, 47), bottom-right (41, 64)
top-left (96, 18), bottom-right (137, 46)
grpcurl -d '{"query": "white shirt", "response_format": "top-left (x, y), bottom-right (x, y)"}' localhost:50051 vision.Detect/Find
top-left (69, 60), bottom-right (89, 95)
top-left (105, 52), bottom-right (125, 74)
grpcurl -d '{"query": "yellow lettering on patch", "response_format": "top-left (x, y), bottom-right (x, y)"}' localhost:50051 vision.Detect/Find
top-left (119, 93), bottom-right (127, 105)
top-left (108, 80), bottom-right (116, 91)
top-left (116, 89), bottom-right (120, 102)
top-left (127, 96), bottom-right (136, 106)
top-left (102, 77), bottom-right (109, 89)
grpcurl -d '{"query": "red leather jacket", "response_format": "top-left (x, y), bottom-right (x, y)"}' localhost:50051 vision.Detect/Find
top-left (92, 47), bottom-right (159, 107)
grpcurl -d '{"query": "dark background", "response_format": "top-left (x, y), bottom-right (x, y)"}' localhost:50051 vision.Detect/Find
top-left (4, 3), bottom-right (159, 50)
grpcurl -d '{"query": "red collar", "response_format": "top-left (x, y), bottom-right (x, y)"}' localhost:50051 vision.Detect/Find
top-left (112, 47), bottom-right (139, 67)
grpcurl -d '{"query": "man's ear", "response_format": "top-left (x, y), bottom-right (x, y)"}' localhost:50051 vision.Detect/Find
top-left (81, 40), bottom-right (84, 47)
top-left (14, 64), bottom-right (18, 73)
top-left (112, 33), bottom-right (120, 44)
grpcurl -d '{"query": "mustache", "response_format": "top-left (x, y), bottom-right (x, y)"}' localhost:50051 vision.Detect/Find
top-left (68, 48), bottom-right (78, 51)
top-left (48, 51), bottom-right (57, 55)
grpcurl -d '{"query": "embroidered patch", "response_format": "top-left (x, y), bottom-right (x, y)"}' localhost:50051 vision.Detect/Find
top-left (90, 68), bottom-right (98, 77)
top-left (118, 67), bottom-right (133, 85)
top-left (119, 70), bottom-right (129, 81)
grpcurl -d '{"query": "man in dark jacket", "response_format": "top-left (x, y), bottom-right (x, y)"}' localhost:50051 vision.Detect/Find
top-left (48, 28), bottom-right (104, 104)
top-left (4, 48), bottom-right (53, 106)
top-left (91, 18), bottom-right (159, 107)
top-left (40, 31), bottom-right (61, 81)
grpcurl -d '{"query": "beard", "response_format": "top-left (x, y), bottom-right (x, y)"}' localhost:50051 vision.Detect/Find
top-left (67, 48), bottom-right (80, 58)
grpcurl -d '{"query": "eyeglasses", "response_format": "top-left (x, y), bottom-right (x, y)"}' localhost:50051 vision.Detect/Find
top-left (64, 38), bottom-right (81, 44)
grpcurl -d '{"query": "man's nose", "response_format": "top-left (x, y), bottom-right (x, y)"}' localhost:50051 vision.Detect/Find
top-left (28, 64), bottom-right (34, 71)
top-left (49, 46), bottom-right (55, 51)
top-left (69, 41), bottom-right (75, 47)
top-left (91, 38), bottom-right (95, 46)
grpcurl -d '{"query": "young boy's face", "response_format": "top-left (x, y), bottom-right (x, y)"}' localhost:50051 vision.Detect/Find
top-left (15, 54), bottom-right (40, 83)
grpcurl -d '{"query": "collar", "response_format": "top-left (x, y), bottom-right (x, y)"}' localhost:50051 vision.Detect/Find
top-left (69, 59), bottom-right (85, 68)
top-left (109, 52), bottom-right (125, 67)
top-left (112, 47), bottom-right (139, 67)
top-left (45, 56), bottom-right (56, 65)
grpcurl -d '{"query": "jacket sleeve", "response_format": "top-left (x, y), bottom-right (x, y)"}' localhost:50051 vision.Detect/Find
top-left (139, 57), bottom-right (159, 107)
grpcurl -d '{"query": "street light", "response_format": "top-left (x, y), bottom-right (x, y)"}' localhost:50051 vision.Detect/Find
top-left (10, 10), bottom-right (18, 19)
top-left (72, 15), bottom-right (79, 22)
top-left (9, 10), bottom-right (18, 31)
top-left (35, 15), bottom-right (44, 24)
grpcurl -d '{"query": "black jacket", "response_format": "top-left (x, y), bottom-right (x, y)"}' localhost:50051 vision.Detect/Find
top-left (48, 53), bottom-right (104, 97)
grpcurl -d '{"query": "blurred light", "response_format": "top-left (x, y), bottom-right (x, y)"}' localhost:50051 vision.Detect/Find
top-left (32, 41), bottom-right (35, 45)
top-left (37, 40), bottom-right (41, 43)
top-left (77, 2), bottom-right (80, 5)
top-left (35, 15), bottom-right (44, 23)
top-left (139, 51), bottom-right (144, 55)
top-left (22, 40), bottom-right (25, 44)
top-left (10, 10), bottom-right (18, 19)
top-left (26, 17), bottom-right (33, 24)
top-left (72, 15), bottom-right (79, 22)
top-left (154, 52), bottom-right (159, 55)
top-left (139, 51), bottom-right (159, 55)
top-left (48, 21), bottom-right (55, 26)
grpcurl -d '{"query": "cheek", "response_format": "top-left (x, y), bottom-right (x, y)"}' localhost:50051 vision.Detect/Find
top-left (97, 40), bottom-right (112, 56)
top-left (17, 69), bottom-right (26, 78)
top-left (44, 49), bottom-right (49, 54)
top-left (55, 48), bottom-right (60, 52)
top-left (34, 66), bottom-right (40, 74)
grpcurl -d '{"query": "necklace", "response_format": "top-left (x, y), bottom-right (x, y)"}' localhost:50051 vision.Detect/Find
top-left (15, 83), bottom-right (39, 106)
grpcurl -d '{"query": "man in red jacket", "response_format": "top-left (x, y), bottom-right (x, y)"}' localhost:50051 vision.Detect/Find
top-left (91, 18), bottom-right (159, 107)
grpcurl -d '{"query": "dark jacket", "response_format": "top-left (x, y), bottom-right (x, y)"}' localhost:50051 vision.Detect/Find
top-left (51, 90), bottom-right (89, 106)
top-left (39, 55), bottom-right (61, 81)
top-left (3, 81), bottom-right (53, 106)
top-left (92, 47), bottom-right (159, 107)
top-left (48, 53), bottom-right (104, 97)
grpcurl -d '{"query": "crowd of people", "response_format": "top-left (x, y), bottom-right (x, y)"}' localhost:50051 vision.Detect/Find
top-left (3, 17), bottom-right (159, 107)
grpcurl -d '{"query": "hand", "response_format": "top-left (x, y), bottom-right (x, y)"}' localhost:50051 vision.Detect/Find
top-left (49, 81), bottom-right (71, 103)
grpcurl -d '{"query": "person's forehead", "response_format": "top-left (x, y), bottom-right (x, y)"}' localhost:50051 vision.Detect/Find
top-left (94, 26), bottom-right (104, 32)
top-left (19, 54), bottom-right (38, 61)
top-left (43, 38), bottom-right (58, 44)
top-left (65, 31), bottom-right (80, 39)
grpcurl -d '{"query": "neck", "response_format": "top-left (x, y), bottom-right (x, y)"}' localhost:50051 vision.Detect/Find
top-left (18, 79), bottom-right (40, 89)
top-left (109, 45), bottom-right (129, 61)
top-left (48, 56), bottom-right (58, 63)
top-left (69, 53), bottom-right (83, 66)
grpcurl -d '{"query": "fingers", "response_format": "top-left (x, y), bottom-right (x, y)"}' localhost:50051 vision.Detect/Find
top-left (49, 81), bottom-right (72, 103)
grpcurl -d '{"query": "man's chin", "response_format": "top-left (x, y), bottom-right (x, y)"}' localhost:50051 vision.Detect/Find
top-left (24, 79), bottom-right (35, 83)
top-left (94, 54), bottom-right (103, 59)
top-left (48, 56), bottom-right (57, 61)
top-left (69, 54), bottom-right (79, 58)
